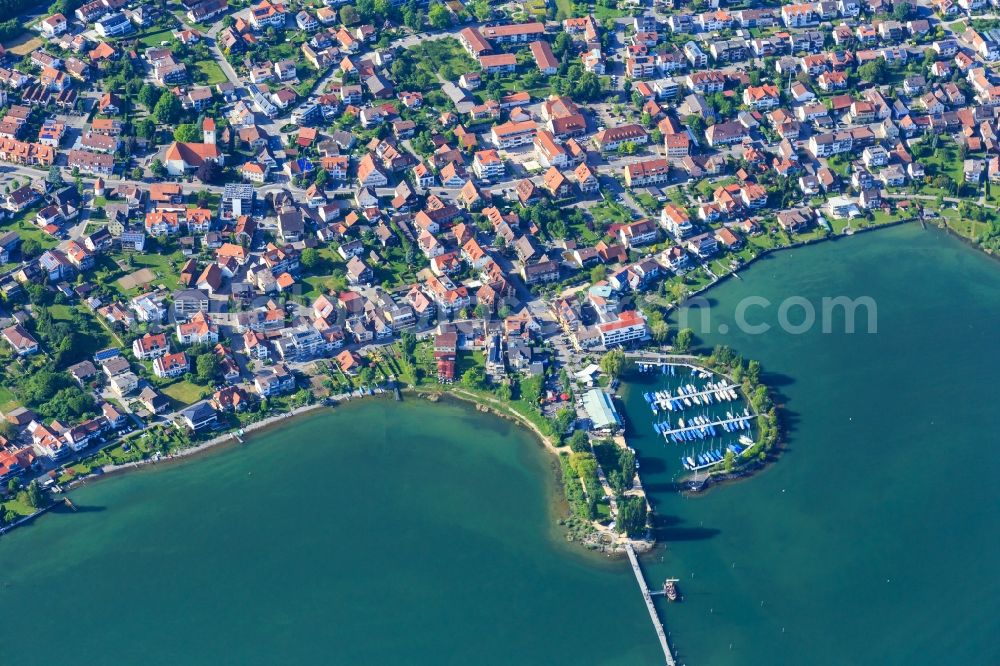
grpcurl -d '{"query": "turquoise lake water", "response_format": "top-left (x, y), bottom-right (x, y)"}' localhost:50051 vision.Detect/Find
top-left (1, 224), bottom-right (998, 664)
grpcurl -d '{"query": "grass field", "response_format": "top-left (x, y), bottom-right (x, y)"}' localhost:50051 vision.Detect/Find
top-left (1, 495), bottom-right (37, 519)
top-left (2, 208), bottom-right (59, 251)
top-left (554, 0), bottom-right (575, 19)
top-left (194, 59), bottom-right (228, 85)
top-left (400, 38), bottom-right (479, 89)
top-left (48, 304), bottom-right (75, 321)
top-left (161, 379), bottom-right (207, 406)
top-left (138, 29), bottom-right (175, 49)
top-left (938, 206), bottom-right (990, 239)
top-left (0, 385), bottom-right (17, 413)
top-left (593, 4), bottom-right (629, 20)
top-left (126, 251), bottom-right (186, 291)
top-left (588, 200), bottom-right (632, 229)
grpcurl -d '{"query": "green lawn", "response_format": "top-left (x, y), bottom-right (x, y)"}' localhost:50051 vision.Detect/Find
top-left (0, 385), bottom-right (17, 412)
top-left (138, 29), bottom-right (175, 49)
top-left (588, 200), bottom-right (632, 229)
top-left (593, 4), bottom-right (629, 20)
top-left (918, 140), bottom-right (964, 189)
top-left (553, 0), bottom-right (575, 18)
top-left (293, 73), bottom-right (322, 97)
top-left (194, 59), bottom-right (228, 86)
top-left (937, 206), bottom-right (990, 239)
top-left (633, 192), bottom-right (659, 212)
top-left (398, 38), bottom-right (479, 92)
top-left (1, 495), bottom-right (38, 519)
top-left (455, 349), bottom-right (484, 379)
top-left (127, 250), bottom-right (187, 291)
top-left (1, 207), bottom-right (59, 251)
top-left (49, 304), bottom-right (75, 321)
top-left (161, 379), bottom-right (208, 406)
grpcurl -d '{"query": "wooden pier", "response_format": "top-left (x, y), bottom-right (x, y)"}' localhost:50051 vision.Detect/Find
top-left (626, 543), bottom-right (676, 666)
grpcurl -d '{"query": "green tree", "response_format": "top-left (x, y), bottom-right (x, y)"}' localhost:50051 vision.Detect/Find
top-left (139, 83), bottom-right (162, 110)
top-left (600, 348), bottom-right (626, 379)
top-left (195, 353), bottom-right (219, 384)
top-left (567, 430), bottom-right (590, 453)
top-left (428, 3), bottom-right (451, 28)
top-left (402, 4), bottom-right (424, 30)
top-left (173, 123), bottom-right (200, 142)
top-left (149, 159), bottom-right (166, 178)
top-left (136, 118), bottom-right (156, 142)
top-left (339, 4), bottom-right (359, 23)
top-left (552, 407), bottom-right (575, 435)
top-left (24, 480), bottom-right (47, 509)
top-left (400, 331), bottom-right (417, 359)
top-left (300, 247), bottom-right (320, 270)
top-left (674, 328), bottom-right (694, 353)
top-left (857, 58), bottom-right (887, 85)
top-left (618, 448), bottom-right (636, 489)
top-left (616, 496), bottom-right (647, 537)
top-left (21, 239), bottom-right (41, 260)
top-left (495, 382), bottom-right (512, 401)
top-left (469, 0), bottom-right (491, 20)
top-left (651, 320), bottom-right (670, 345)
top-left (461, 366), bottom-right (486, 390)
top-left (153, 93), bottom-right (181, 125)
top-left (47, 165), bottom-right (62, 187)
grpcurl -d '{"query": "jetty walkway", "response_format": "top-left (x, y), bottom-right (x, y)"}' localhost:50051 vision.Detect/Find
top-left (625, 543), bottom-right (676, 666)
top-left (659, 413), bottom-right (753, 438)
top-left (650, 383), bottom-right (739, 409)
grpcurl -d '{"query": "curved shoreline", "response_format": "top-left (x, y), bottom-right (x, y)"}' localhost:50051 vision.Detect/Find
top-left (59, 402), bottom-right (331, 492)
top-left (9, 224), bottom-right (923, 534)
top-left (665, 218), bottom-right (917, 315)
top-left (14, 393), bottom-right (652, 556)
top-left (407, 387), bottom-right (655, 555)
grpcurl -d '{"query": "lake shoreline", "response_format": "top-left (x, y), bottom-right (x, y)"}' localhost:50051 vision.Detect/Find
top-left (10, 223), bottom-right (931, 537)
top-left (19, 391), bottom-right (650, 558)
top-left (56, 401), bottom-right (334, 493)
top-left (651, 222), bottom-right (929, 493)
top-left (407, 387), bottom-right (656, 556)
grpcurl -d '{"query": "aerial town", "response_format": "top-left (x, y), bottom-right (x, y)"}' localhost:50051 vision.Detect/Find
top-left (0, 0), bottom-right (996, 523)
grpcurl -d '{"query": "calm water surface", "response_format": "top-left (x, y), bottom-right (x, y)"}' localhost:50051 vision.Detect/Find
top-left (1, 224), bottom-right (998, 665)
top-left (630, 224), bottom-right (1000, 665)
top-left (0, 400), bottom-right (660, 665)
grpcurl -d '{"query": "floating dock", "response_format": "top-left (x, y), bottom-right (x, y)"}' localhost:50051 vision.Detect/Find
top-left (658, 413), bottom-right (753, 440)
top-left (626, 543), bottom-right (676, 666)
top-left (645, 382), bottom-right (740, 413)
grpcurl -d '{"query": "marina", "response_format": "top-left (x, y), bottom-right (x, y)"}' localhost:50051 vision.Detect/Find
top-left (632, 359), bottom-right (759, 474)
